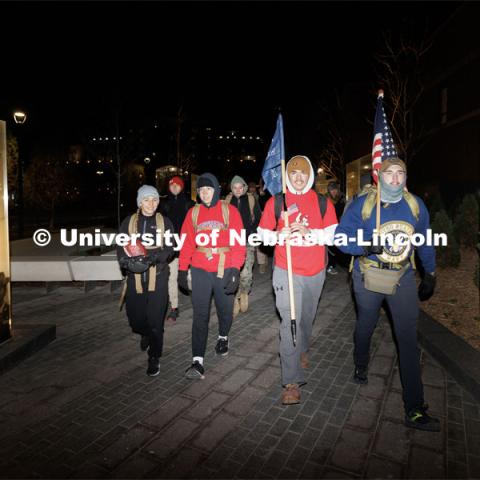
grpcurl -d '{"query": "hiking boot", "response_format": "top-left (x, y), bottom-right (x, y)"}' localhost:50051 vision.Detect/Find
top-left (167, 307), bottom-right (179, 323)
top-left (240, 292), bottom-right (249, 313)
top-left (282, 384), bottom-right (301, 405)
top-left (259, 264), bottom-right (267, 274)
top-left (353, 365), bottom-right (368, 384)
top-left (140, 335), bottom-right (150, 352)
top-left (215, 338), bottom-right (229, 356)
top-left (185, 361), bottom-right (205, 380)
top-left (405, 405), bottom-right (441, 432)
top-left (146, 357), bottom-right (160, 377)
top-left (327, 266), bottom-right (338, 275)
top-left (233, 297), bottom-right (241, 318)
top-left (300, 352), bottom-right (309, 369)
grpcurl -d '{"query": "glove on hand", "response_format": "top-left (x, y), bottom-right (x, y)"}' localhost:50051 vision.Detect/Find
top-left (363, 244), bottom-right (383, 256)
top-left (223, 268), bottom-right (240, 295)
top-left (178, 270), bottom-right (190, 293)
top-left (418, 272), bottom-right (436, 301)
top-left (121, 255), bottom-right (150, 274)
top-left (147, 248), bottom-right (172, 266)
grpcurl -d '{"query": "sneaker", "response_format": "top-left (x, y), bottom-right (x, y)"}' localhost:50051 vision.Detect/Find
top-left (215, 338), bottom-right (229, 356)
top-left (327, 266), bottom-right (338, 275)
top-left (405, 405), bottom-right (441, 432)
top-left (140, 335), bottom-right (150, 352)
top-left (167, 308), bottom-right (179, 322)
top-left (185, 361), bottom-right (205, 379)
top-left (282, 384), bottom-right (301, 405)
top-left (146, 357), bottom-right (160, 377)
top-left (353, 365), bottom-right (368, 384)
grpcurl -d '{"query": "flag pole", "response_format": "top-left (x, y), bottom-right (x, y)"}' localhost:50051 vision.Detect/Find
top-left (375, 89), bottom-right (384, 234)
top-left (281, 158), bottom-right (297, 347)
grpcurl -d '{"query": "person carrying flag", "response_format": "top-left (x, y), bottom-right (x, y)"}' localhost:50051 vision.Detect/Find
top-left (335, 92), bottom-right (439, 431)
top-left (258, 155), bottom-right (338, 405)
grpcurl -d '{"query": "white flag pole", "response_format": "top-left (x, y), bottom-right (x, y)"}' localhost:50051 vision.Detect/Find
top-left (281, 159), bottom-right (297, 346)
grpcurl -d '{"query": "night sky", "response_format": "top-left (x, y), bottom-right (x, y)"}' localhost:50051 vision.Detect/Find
top-left (1, 1), bottom-right (461, 151)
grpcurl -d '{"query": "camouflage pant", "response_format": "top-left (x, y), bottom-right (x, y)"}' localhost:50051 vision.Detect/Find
top-left (238, 245), bottom-right (256, 295)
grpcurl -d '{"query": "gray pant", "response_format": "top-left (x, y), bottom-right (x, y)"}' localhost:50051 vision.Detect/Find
top-left (272, 266), bottom-right (326, 386)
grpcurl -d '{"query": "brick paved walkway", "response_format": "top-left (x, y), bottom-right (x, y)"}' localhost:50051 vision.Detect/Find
top-left (1, 267), bottom-right (479, 479)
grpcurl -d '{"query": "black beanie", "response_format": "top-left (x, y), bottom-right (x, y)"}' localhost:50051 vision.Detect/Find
top-left (197, 177), bottom-right (215, 189)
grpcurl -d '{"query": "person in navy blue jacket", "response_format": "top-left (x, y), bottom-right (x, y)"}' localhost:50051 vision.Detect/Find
top-left (336, 157), bottom-right (438, 432)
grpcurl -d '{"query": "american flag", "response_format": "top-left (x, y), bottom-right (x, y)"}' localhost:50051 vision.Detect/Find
top-left (371, 91), bottom-right (397, 183)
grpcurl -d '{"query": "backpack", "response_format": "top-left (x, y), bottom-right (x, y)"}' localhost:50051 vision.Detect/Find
top-left (274, 192), bottom-right (328, 223)
top-left (191, 200), bottom-right (230, 231)
top-left (358, 185), bottom-right (419, 221)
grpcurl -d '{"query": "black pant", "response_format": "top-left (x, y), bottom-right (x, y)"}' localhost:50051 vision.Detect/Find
top-left (125, 269), bottom-right (168, 358)
top-left (352, 268), bottom-right (424, 413)
top-left (191, 267), bottom-right (235, 357)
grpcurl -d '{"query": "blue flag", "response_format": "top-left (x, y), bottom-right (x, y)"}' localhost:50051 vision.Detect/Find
top-left (262, 113), bottom-right (285, 195)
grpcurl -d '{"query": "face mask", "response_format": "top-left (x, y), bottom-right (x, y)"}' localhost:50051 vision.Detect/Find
top-left (379, 176), bottom-right (406, 203)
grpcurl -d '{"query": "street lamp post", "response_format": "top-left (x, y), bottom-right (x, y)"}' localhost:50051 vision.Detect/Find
top-left (13, 111), bottom-right (27, 239)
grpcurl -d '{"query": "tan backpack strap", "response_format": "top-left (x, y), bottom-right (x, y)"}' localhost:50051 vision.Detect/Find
top-left (247, 193), bottom-right (255, 219)
top-left (361, 187), bottom-right (378, 221)
top-left (349, 256), bottom-right (355, 273)
top-left (192, 204), bottom-right (201, 231)
top-left (148, 265), bottom-right (156, 291)
top-left (403, 191), bottom-right (420, 221)
top-left (134, 273), bottom-right (143, 294)
top-left (155, 213), bottom-right (164, 247)
top-left (221, 200), bottom-right (230, 229)
top-left (128, 213), bottom-right (138, 235)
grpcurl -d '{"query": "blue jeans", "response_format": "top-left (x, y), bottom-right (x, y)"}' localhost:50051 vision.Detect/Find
top-left (352, 267), bottom-right (424, 412)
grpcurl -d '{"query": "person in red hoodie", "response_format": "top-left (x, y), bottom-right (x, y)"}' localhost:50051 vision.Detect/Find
top-left (258, 155), bottom-right (338, 404)
top-left (178, 173), bottom-right (246, 379)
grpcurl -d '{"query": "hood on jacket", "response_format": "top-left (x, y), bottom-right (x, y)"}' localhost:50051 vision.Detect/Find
top-left (196, 172), bottom-right (221, 207)
top-left (285, 155), bottom-right (315, 195)
top-left (230, 175), bottom-right (247, 197)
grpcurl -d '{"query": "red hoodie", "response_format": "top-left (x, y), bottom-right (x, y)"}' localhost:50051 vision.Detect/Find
top-left (179, 202), bottom-right (246, 272)
top-left (259, 189), bottom-right (338, 275)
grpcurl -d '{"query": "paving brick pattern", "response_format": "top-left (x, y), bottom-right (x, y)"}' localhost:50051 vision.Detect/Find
top-left (1, 267), bottom-right (479, 479)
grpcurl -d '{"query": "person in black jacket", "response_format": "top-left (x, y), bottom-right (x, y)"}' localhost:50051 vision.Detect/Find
top-left (160, 176), bottom-right (194, 322)
top-left (326, 181), bottom-right (346, 274)
top-left (226, 175), bottom-right (262, 315)
top-left (117, 185), bottom-right (174, 377)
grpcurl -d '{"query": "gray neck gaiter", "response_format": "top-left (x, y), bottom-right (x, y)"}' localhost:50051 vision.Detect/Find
top-left (379, 177), bottom-right (406, 203)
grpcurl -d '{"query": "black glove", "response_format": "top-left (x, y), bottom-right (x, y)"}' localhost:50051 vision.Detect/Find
top-left (178, 270), bottom-right (190, 293)
top-left (363, 244), bottom-right (383, 256)
top-left (147, 249), bottom-right (172, 266)
top-left (418, 272), bottom-right (436, 301)
top-left (223, 268), bottom-right (240, 295)
top-left (120, 255), bottom-right (150, 274)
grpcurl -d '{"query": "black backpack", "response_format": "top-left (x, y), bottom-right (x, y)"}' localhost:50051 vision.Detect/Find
top-left (274, 192), bottom-right (328, 223)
